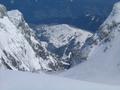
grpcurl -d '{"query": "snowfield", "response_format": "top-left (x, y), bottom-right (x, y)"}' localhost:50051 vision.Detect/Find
top-left (1, 70), bottom-right (120, 90)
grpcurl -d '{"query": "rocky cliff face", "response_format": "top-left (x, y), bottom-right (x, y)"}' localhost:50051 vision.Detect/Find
top-left (33, 24), bottom-right (92, 65)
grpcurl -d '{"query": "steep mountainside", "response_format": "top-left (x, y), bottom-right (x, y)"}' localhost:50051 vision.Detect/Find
top-left (0, 4), bottom-right (69, 72)
top-left (61, 2), bottom-right (120, 84)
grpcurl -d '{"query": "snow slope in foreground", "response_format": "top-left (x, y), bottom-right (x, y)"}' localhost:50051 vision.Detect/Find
top-left (0, 70), bottom-right (120, 90)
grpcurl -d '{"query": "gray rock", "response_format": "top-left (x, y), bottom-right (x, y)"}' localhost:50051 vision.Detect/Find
top-left (0, 4), bottom-right (7, 18)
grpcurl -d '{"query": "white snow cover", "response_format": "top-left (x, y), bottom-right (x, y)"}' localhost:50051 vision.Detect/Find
top-left (36, 24), bottom-right (92, 48)
top-left (7, 10), bottom-right (24, 27)
top-left (0, 16), bottom-right (41, 71)
top-left (1, 70), bottom-right (120, 90)
top-left (60, 1), bottom-right (120, 85)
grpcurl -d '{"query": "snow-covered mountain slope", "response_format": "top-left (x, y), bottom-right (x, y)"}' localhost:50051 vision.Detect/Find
top-left (35, 24), bottom-right (92, 48)
top-left (34, 24), bottom-right (92, 65)
top-left (0, 4), bottom-right (69, 72)
top-left (1, 70), bottom-right (120, 90)
top-left (60, 1), bottom-right (120, 85)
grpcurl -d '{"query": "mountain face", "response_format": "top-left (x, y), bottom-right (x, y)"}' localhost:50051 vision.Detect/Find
top-left (33, 24), bottom-right (92, 65)
top-left (0, 4), bottom-right (70, 72)
top-left (61, 2), bottom-right (120, 84)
